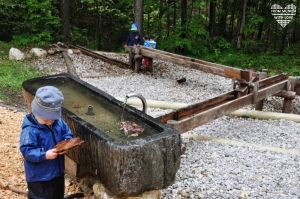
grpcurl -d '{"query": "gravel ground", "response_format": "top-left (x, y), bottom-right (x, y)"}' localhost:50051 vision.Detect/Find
top-left (34, 51), bottom-right (300, 199)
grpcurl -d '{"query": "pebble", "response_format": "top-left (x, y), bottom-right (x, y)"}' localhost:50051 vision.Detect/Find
top-left (33, 52), bottom-right (300, 199)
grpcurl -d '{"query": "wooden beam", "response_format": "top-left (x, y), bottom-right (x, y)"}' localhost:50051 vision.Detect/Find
top-left (73, 45), bottom-right (129, 69)
top-left (163, 79), bottom-right (288, 133)
top-left (140, 48), bottom-right (241, 79)
top-left (255, 71), bottom-right (268, 110)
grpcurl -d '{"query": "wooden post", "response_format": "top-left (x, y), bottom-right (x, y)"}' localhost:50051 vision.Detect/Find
top-left (282, 76), bottom-right (296, 113)
top-left (295, 76), bottom-right (300, 95)
top-left (65, 155), bottom-right (90, 181)
top-left (255, 71), bottom-right (268, 110)
top-left (148, 57), bottom-right (153, 73)
top-left (133, 45), bottom-right (142, 73)
top-left (237, 69), bottom-right (253, 98)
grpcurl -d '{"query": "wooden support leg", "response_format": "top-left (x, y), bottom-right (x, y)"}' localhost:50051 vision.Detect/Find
top-left (237, 69), bottom-right (253, 98)
top-left (133, 45), bottom-right (142, 73)
top-left (255, 71), bottom-right (268, 110)
top-left (295, 77), bottom-right (300, 95)
top-left (125, 46), bottom-right (133, 67)
top-left (65, 155), bottom-right (90, 181)
top-left (148, 58), bottom-right (153, 73)
top-left (282, 77), bottom-right (296, 113)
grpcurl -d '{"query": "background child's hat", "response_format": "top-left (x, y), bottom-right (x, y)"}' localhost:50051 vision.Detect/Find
top-left (31, 86), bottom-right (64, 120)
top-left (131, 23), bottom-right (138, 30)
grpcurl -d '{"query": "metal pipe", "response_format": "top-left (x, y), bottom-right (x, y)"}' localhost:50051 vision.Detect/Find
top-left (125, 93), bottom-right (148, 113)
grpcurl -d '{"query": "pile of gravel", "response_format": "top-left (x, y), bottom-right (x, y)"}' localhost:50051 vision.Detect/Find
top-left (34, 52), bottom-right (300, 199)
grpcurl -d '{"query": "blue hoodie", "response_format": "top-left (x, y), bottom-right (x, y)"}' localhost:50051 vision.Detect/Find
top-left (19, 114), bottom-right (74, 182)
top-left (125, 31), bottom-right (141, 46)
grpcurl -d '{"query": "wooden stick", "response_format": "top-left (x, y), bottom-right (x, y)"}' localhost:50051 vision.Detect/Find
top-left (0, 181), bottom-right (28, 196)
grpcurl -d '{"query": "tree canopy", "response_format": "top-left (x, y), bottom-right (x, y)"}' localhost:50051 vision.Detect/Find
top-left (0, 0), bottom-right (299, 75)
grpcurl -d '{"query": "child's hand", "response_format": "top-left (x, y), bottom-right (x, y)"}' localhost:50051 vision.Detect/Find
top-left (57, 149), bottom-right (68, 155)
top-left (46, 149), bottom-right (59, 160)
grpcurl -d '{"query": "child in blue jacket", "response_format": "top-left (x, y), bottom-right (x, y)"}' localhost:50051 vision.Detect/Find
top-left (20, 86), bottom-right (74, 199)
top-left (125, 23), bottom-right (141, 46)
top-left (143, 34), bottom-right (157, 68)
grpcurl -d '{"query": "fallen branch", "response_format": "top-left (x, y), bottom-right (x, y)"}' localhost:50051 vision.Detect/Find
top-left (0, 181), bottom-right (28, 196)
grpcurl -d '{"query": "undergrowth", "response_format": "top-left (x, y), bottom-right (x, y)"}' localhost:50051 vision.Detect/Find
top-left (0, 42), bottom-right (42, 102)
top-left (200, 45), bottom-right (300, 76)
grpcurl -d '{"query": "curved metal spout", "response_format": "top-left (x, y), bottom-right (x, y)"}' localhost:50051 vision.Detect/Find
top-left (125, 93), bottom-right (148, 113)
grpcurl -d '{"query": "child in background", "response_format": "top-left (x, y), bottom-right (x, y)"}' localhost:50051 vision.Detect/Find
top-left (125, 22), bottom-right (141, 46)
top-left (19, 86), bottom-right (75, 199)
top-left (143, 34), bottom-right (157, 68)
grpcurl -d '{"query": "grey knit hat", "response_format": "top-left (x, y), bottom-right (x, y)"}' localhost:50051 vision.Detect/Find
top-left (31, 86), bottom-right (64, 120)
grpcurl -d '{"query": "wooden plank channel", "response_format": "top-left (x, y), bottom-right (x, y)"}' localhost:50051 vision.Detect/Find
top-left (158, 79), bottom-right (288, 133)
top-left (140, 47), bottom-right (241, 79)
top-left (72, 45), bottom-right (129, 69)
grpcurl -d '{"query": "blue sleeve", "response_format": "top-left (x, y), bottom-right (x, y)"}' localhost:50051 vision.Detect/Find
top-left (60, 119), bottom-right (75, 140)
top-left (144, 41), bottom-right (149, 47)
top-left (20, 127), bottom-right (46, 163)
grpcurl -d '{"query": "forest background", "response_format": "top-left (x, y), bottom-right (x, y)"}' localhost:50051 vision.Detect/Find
top-left (0, 0), bottom-right (300, 77)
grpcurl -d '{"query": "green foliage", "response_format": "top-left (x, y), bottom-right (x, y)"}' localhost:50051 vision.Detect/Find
top-left (0, 60), bottom-right (41, 93)
top-left (200, 45), bottom-right (300, 76)
top-left (0, 42), bottom-right (42, 97)
top-left (0, 0), bottom-right (61, 46)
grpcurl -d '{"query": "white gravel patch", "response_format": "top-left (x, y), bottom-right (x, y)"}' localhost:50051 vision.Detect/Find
top-left (34, 52), bottom-right (300, 199)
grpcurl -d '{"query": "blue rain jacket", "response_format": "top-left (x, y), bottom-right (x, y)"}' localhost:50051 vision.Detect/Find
top-left (125, 31), bottom-right (141, 46)
top-left (20, 114), bottom-right (74, 182)
top-left (144, 39), bottom-right (156, 49)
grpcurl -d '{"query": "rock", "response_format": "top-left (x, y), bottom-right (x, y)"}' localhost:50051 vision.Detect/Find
top-left (68, 49), bottom-right (73, 54)
top-left (78, 176), bottom-right (97, 194)
top-left (30, 48), bottom-right (47, 58)
top-left (9, 48), bottom-right (25, 60)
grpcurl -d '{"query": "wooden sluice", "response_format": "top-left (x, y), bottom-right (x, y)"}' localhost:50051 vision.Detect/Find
top-left (71, 45), bottom-right (300, 133)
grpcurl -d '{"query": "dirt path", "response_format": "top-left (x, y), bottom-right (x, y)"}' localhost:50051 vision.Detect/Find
top-left (0, 106), bottom-right (28, 198)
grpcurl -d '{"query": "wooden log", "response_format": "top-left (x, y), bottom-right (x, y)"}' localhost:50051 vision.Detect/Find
top-left (73, 45), bottom-right (129, 69)
top-left (48, 47), bottom-right (81, 55)
top-left (175, 94), bottom-right (236, 120)
top-left (237, 69), bottom-right (253, 98)
top-left (273, 90), bottom-right (296, 99)
top-left (62, 52), bottom-right (78, 77)
top-left (255, 71), bottom-right (268, 110)
top-left (139, 48), bottom-right (241, 79)
top-left (282, 77), bottom-right (297, 113)
top-left (148, 57), bottom-right (153, 73)
top-left (133, 45), bottom-right (141, 73)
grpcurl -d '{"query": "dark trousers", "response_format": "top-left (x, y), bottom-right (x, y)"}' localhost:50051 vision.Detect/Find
top-left (27, 174), bottom-right (65, 199)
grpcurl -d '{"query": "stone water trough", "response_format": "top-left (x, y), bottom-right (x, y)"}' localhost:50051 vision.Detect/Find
top-left (22, 74), bottom-right (182, 197)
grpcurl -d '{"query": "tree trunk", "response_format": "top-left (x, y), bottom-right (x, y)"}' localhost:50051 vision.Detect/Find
top-left (134, 0), bottom-right (144, 38)
top-left (59, 0), bottom-right (70, 42)
top-left (293, 0), bottom-right (299, 43)
top-left (181, 0), bottom-right (187, 39)
top-left (229, 0), bottom-right (237, 42)
top-left (209, 1), bottom-right (215, 38)
top-left (219, 0), bottom-right (229, 38)
top-left (237, 0), bottom-right (247, 49)
top-left (280, 26), bottom-right (288, 54)
top-left (257, 0), bottom-right (268, 41)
